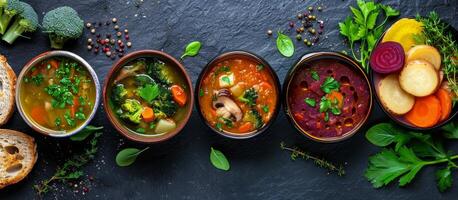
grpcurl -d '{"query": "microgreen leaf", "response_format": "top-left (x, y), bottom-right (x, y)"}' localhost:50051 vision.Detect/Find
top-left (320, 77), bottom-right (340, 94)
top-left (210, 147), bottom-right (230, 171)
top-left (276, 31), bottom-right (294, 57)
top-left (116, 147), bottom-right (150, 167)
top-left (181, 41), bottom-right (201, 59)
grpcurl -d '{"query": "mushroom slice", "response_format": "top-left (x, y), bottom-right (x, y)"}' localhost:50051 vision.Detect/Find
top-left (212, 89), bottom-right (243, 122)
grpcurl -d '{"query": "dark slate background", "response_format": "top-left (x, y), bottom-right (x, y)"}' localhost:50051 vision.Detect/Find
top-left (1, 0), bottom-right (457, 199)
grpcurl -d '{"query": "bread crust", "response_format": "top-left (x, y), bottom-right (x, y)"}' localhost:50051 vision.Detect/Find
top-left (0, 55), bottom-right (16, 126)
top-left (0, 129), bottom-right (38, 189)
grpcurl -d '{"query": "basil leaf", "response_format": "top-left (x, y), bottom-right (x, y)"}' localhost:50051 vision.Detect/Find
top-left (70, 126), bottom-right (103, 141)
top-left (304, 98), bottom-right (316, 107)
top-left (210, 147), bottom-right (230, 171)
top-left (276, 31), bottom-right (294, 57)
top-left (116, 147), bottom-right (149, 167)
top-left (181, 41), bottom-right (202, 59)
top-left (365, 123), bottom-right (399, 147)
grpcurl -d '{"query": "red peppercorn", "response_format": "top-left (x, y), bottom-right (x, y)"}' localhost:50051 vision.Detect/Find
top-left (289, 21), bottom-right (295, 28)
top-left (83, 187), bottom-right (89, 193)
top-left (125, 35), bottom-right (130, 40)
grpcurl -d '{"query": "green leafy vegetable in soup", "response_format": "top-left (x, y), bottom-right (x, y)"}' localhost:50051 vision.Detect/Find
top-left (109, 57), bottom-right (189, 135)
top-left (20, 57), bottom-right (96, 131)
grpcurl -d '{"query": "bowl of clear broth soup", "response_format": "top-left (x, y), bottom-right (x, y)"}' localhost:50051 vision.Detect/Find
top-left (16, 51), bottom-right (100, 137)
top-left (283, 52), bottom-right (372, 143)
top-left (196, 51), bottom-right (281, 139)
top-left (103, 50), bottom-right (193, 143)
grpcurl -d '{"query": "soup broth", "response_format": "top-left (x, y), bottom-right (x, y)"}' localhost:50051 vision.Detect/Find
top-left (20, 57), bottom-right (96, 132)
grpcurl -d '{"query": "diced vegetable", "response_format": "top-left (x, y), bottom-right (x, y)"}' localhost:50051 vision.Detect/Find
top-left (219, 73), bottom-right (235, 88)
top-left (378, 74), bottom-right (415, 115)
top-left (435, 89), bottom-right (452, 121)
top-left (399, 60), bottom-right (439, 97)
top-left (120, 99), bottom-right (143, 124)
top-left (238, 122), bottom-right (253, 132)
top-left (170, 84), bottom-right (187, 107)
top-left (242, 109), bottom-right (264, 129)
top-left (230, 82), bottom-right (246, 97)
top-left (405, 95), bottom-right (441, 128)
top-left (31, 106), bottom-right (48, 125)
top-left (382, 18), bottom-right (423, 52)
top-left (406, 45), bottom-right (441, 70)
top-left (141, 106), bottom-right (155, 123)
top-left (155, 119), bottom-right (177, 134)
top-left (370, 42), bottom-right (405, 74)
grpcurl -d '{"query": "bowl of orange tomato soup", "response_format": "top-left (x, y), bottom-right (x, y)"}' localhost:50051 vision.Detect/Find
top-left (196, 51), bottom-right (280, 139)
top-left (283, 52), bottom-right (372, 143)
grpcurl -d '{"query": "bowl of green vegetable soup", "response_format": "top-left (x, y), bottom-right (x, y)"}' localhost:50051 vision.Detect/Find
top-left (16, 51), bottom-right (101, 137)
top-left (103, 50), bottom-right (194, 143)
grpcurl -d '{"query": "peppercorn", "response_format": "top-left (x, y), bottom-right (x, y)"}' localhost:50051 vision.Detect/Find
top-left (117, 39), bottom-right (122, 44)
top-left (309, 28), bottom-right (316, 34)
top-left (267, 29), bottom-right (273, 36)
top-left (114, 25), bottom-right (119, 30)
top-left (87, 38), bottom-right (93, 43)
top-left (312, 15), bottom-right (316, 20)
top-left (307, 41), bottom-right (312, 46)
top-left (297, 13), bottom-right (303, 19)
top-left (296, 28), bottom-right (301, 33)
top-left (125, 35), bottom-right (130, 40)
top-left (308, 15), bottom-right (313, 20)
top-left (296, 34), bottom-right (302, 40)
top-left (110, 39), bottom-right (115, 45)
top-left (104, 38), bottom-right (110, 43)
top-left (112, 18), bottom-right (117, 23)
top-left (90, 28), bottom-right (96, 34)
top-left (106, 51), bottom-right (112, 57)
top-left (116, 31), bottom-right (122, 37)
top-left (318, 29), bottom-right (323, 35)
top-left (126, 42), bottom-right (132, 48)
top-left (86, 23), bottom-right (92, 28)
top-left (308, 6), bottom-right (313, 11)
top-left (318, 6), bottom-right (322, 11)
top-left (303, 38), bottom-right (308, 44)
top-left (124, 29), bottom-right (129, 34)
top-left (94, 48), bottom-right (99, 54)
top-left (87, 45), bottom-right (92, 50)
top-left (289, 21), bottom-right (295, 28)
top-left (299, 27), bottom-right (305, 32)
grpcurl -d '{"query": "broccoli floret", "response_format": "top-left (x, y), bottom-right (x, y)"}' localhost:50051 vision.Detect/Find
top-left (120, 99), bottom-right (143, 124)
top-left (147, 59), bottom-right (171, 86)
top-left (244, 109), bottom-right (264, 129)
top-left (151, 86), bottom-right (177, 117)
top-left (42, 6), bottom-right (84, 49)
top-left (238, 88), bottom-right (258, 107)
top-left (112, 84), bottom-right (128, 104)
top-left (0, 0), bottom-right (23, 34)
top-left (2, 2), bottom-right (38, 44)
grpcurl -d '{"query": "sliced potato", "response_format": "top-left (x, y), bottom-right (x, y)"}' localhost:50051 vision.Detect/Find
top-left (219, 73), bottom-right (235, 88)
top-left (406, 45), bottom-right (441, 70)
top-left (399, 60), bottom-right (439, 97)
top-left (154, 119), bottom-right (177, 134)
top-left (378, 74), bottom-right (415, 115)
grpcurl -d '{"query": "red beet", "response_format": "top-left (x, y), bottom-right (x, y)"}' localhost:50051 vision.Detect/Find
top-left (370, 41), bottom-right (405, 74)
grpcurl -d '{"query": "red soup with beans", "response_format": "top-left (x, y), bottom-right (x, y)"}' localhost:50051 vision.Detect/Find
top-left (287, 59), bottom-right (370, 138)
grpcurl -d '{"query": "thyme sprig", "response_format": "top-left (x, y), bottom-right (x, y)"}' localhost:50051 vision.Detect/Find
top-left (280, 142), bottom-right (345, 176)
top-left (33, 132), bottom-right (103, 195)
top-left (416, 12), bottom-right (458, 101)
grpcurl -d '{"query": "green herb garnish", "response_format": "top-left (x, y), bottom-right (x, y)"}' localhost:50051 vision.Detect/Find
top-left (338, 0), bottom-right (399, 72)
top-left (199, 88), bottom-right (204, 97)
top-left (256, 64), bottom-right (264, 71)
top-left (311, 70), bottom-right (320, 81)
top-left (116, 147), bottom-right (150, 167)
top-left (304, 98), bottom-right (316, 107)
top-left (64, 110), bottom-right (75, 127)
top-left (138, 84), bottom-right (160, 103)
top-left (365, 122), bottom-right (458, 192)
top-left (181, 41), bottom-right (202, 59)
top-left (262, 105), bottom-right (269, 113)
top-left (320, 77), bottom-right (340, 94)
top-left (221, 76), bottom-right (231, 85)
top-left (280, 142), bottom-right (345, 176)
top-left (276, 31), bottom-right (294, 57)
top-left (210, 147), bottom-right (230, 171)
top-left (238, 88), bottom-right (258, 107)
top-left (31, 74), bottom-right (44, 86)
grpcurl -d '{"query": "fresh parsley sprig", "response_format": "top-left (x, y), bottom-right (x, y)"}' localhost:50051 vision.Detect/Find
top-left (365, 122), bottom-right (458, 192)
top-left (338, 0), bottom-right (399, 73)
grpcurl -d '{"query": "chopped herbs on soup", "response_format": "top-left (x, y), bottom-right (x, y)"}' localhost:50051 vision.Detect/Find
top-left (199, 57), bottom-right (278, 134)
top-left (20, 57), bottom-right (96, 131)
top-left (109, 57), bottom-right (189, 135)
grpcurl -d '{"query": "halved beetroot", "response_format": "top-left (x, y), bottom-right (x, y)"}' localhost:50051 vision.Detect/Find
top-left (370, 42), bottom-right (405, 74)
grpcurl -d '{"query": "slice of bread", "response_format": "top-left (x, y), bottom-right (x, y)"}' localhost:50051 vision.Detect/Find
top-left (0, 55), bottom-right (16, 126)
top-left (0, 129), bottom-right (37, 189)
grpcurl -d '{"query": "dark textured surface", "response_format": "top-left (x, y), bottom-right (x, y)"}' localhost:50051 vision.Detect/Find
top-left (0, 0), bottom-right (457, 199)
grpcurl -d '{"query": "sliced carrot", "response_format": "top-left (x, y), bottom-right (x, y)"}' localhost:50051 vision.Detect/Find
top-left (142, 106), bottom-right (155, 123)
top-left (49, 59), bottom-right (60, 69)
top-left (171, 85), bottom-right (187, 107)
top-left (435, 88), bottom-right (452, 121)
top-left (405, 95), bottom-right (442, 128)
top-left (70, 97), bottom-right (79, 118)
top-left (326, 91), bottom-right (344, 108)
top-left (30, 106), bottom-right (48, 125)
top-left (239, 122), bottom-right (253, 132)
